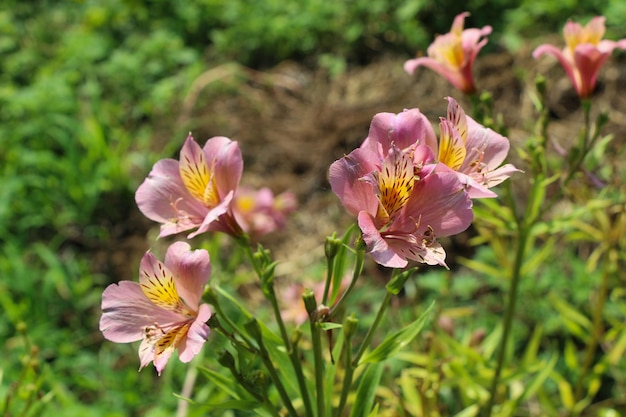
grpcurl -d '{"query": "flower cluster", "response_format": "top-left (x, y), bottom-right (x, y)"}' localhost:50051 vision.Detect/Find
top-left (100, 134), bottom-right (297, 374)
top-left (329, 97), bottom-right (517, 268)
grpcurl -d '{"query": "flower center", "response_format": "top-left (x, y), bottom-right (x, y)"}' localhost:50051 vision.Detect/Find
top-left (370, 148), bottom-right (417, 223)
top-left (180, 152), bottom-right (220, 207)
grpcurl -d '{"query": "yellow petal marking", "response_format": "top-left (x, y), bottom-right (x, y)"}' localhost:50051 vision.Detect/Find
top-left (179, 151), bottom-right (219, 207)
top-left (376, 150), bottom-right (416, 222)
top-left (154, 323), bottom-right (191, 358)
top-left (438, 122), bottom-right (466, 171)
top-left (140, 261), bottom-right (195, 317)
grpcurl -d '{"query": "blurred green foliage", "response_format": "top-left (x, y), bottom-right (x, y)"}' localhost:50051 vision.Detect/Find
top-left (1, 0), bottom-right (625, 415)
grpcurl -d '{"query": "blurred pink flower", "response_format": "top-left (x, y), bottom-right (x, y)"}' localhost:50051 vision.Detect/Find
top-left (404, 12), bottom-right (492, 94)
top-left (232, 186), bottom-right (297, 239)
top-left (100, 242), bottom-right (211, 375)
top-left (434, 97), bottom-right (519, 198)
top-left (136, 134), bottom-right (244, 238)
top-left (280, 277), bottom-right (349, 325)
top-left (533, 16), bottom-right (626, 98)
top-left (329, 109), bottom-right (473, 268)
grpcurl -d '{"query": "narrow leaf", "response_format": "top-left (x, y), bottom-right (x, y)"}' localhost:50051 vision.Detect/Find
top-left (349, 363), bottom-right (383, 417)
top-left (359, 302), bottom-right (434, 365)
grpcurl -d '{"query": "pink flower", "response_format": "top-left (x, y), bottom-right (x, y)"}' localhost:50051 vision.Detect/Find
top-left (434, 97), bottom-right (519, 198)
top-left (404, 12), bottom-right (492, 94)
top-left (232, 186), bottom-right (297, 239)
top-left (136, 134), bottom-right (244, 238)
top-left (533, 16), bottom-right (626, 98)
top-left (329, 109), bottom-right (473, 268)
top-left (100, 242), bottom-right (212, 375)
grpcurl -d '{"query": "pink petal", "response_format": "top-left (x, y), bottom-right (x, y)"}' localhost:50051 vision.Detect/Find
top-left (404, 57), bottom-right (469, 92)
top-left (138, 338), bottom-right (156, 371)
top-left (574, 44), bottom-right (610, 97)
top-left (463, 116), bottom-right (511, 170)
top-left (164, 242), bottom-right (211, 309)
top-left (100, 281), bottom-right (183, 343)
top-left (533, 44), bottom-right (581, 95)
top-left (367, 109), bottom-right (437, 154)
top-left (358, 211), bottom-right (408, 268)
top-left (207, 137), bottom-right (244, 199)
top-left (329, 147), bottom-right (380, 217)
top-left (390, 239), bottom-right (447, 267)
top-left (178, 304), bottom-right (211, 363)
top-left (188, 190), bottom-right (235, 238)
top-left (483, 164), bottom-right (521, 188)
top-left (135, 159), bottom-right (207, 237)
top-left (403, 171), bottom-right (473, 237)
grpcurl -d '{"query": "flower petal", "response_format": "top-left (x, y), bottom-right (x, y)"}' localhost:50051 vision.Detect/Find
top-left (358, 211), bottom-right (408, 268)
top-left (135, 159), bottom-right (207, 237)
top-left (164, 242), bottom-right (211, 309)
top-left (179, 135), bottom-right (216, 205)
top-left (139, 252), bottom-right (195, 316)
top-left (403, 171), bottom-right (473, 237)
top-left (178, 304), bottom-right (211, 363)
top-left (100, 281), bottom-right (183, 343)
top-left (368, 109), bottom-right (437, 155)
top-left (152, 323), bottom-right (190, 375)
top-left (207, 136), bottom-right (244, 200)
top-left (329, 147), bottom-right (379, 217)
top-left (438, 118), bottom-right (466, 171)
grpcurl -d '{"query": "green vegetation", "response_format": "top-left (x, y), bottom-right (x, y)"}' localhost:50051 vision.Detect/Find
top-left (1, 0), bottom-right (626, 416)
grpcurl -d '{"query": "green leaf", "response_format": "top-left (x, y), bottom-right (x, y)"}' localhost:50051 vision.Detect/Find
top-left (522, 324), bottom-right (543, 367)
top-left (454, 404), bottom-right (480, 417)
top-left (548, 292), bottom-right (591, 342)
top-left (349, 363), bottom-right (383, 417)
top-left (515, 354), bottom-right (558, 405)
top-left (172, 393), bottom-right (261, 411)
top-left (359, 302), bottom-right (434, 365)
top-left (197, 366), bottom-right (244, 399)
top-left (367, 403), bottom-right (380, 417)
top-left (319, 322), bottom-right (343, 331)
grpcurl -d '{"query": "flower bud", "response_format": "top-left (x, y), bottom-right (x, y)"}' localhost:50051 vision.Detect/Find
top-left (343, 315), bottom-right (358, 339)
top-left (325, 234), bottom-right (341, 259)
top-left (302, 289), bottom-right (318, 317)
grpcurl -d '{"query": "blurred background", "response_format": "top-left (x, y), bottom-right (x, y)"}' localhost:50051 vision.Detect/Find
top-left (1, 0), bottom-right (626, 416)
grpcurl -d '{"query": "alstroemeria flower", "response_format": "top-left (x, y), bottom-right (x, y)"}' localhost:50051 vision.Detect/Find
top-left (329, 109), bottom-right (473, 268)
top-left (533, 16), bottom-right (626, 98)
top-left (136, 134), bottom-right (244, 238)
top-left (100, 242), bottom-right (211, 375)
top-left (232, 186), bottom-right (297, 239)
top-left (404, 12), bottom-right (492, 94)
top-left (434, 97), bottom-right (519, 198)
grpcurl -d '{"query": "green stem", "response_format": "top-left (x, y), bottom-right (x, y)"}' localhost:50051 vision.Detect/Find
top-left (310, 318), bottom-right (326, 417)
top-left (257, 339), bottom-right (300, 417)
top-left (484, 172), bottom-right (546, 415)
top-left (329, 246), bottom-right (364, 317)
top-left (334, 318), bottom-right (356, 417)
top-left (484, 224), bottom-right (529, 416)
top-left (322, 250), bottom-right (335, 306)
top-left (290, 337), bottom-right (315, 417)
top-left (352, 288), bottom-right (393, 367)
top-left (563, 99), bottom-right (592, 187)
top-left (240, 238), bottom-right (314, 417)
